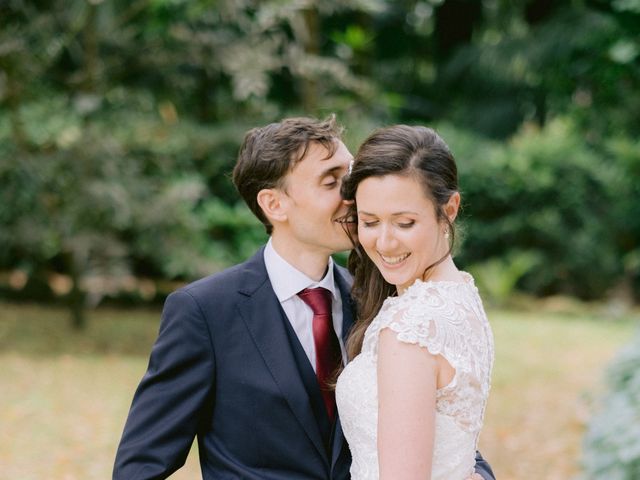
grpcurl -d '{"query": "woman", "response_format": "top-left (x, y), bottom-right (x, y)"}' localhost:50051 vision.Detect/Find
top-left (335, 125), bottom-right (494, 480)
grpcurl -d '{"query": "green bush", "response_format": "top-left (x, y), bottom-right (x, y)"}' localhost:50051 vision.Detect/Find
top-left (451, 118), bottom-right (624, 300)
top-left (0, 93), bottom-right (218, 278)
top-left (606, 136), bottom-right (640, 302)
top-left (0, 91), bottom-right (263, 325)
top-left (466, 250), bottom-right (542, 307)
top-left (581, 330), bottom-right (640, 480)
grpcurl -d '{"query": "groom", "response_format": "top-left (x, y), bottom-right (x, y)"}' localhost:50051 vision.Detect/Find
top-left (113, 115), bottom-right (495, 479)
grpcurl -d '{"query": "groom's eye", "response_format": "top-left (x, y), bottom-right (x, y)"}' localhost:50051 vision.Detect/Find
top-left (322, 178), bottom-right (338, 188)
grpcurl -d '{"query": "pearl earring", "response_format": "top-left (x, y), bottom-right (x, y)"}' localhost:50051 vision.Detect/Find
top-left (444, 228), bottom-right (450, 240)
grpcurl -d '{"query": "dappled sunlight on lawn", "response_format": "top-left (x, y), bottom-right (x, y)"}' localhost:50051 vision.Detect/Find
top-left (479, 310), bottom-right (637, 480)
top-left (0, 302), bottom-right (637, 479)
top-left (0, 352), bottom-right (202, 479)
top-left (0, 303), bottom-right (202, 479)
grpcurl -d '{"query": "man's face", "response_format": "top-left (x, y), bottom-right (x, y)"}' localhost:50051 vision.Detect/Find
top-left (278, 140), bottom-right (354, 256)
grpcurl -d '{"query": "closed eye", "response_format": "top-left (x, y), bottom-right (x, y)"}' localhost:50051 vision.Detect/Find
top-left (322, 177), bottom-right (339, 188)
top-left (360, 220), bottom-right (379, 228)
top-left (397, 221), bottom-right (415, 228)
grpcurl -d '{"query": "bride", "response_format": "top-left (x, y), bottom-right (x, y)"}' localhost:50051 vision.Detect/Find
top-left (335, 125), bottom-right (495, 480)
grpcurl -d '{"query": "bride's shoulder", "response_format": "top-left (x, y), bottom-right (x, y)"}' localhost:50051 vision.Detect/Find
top-left (382, 272), bottom-right (477, 313)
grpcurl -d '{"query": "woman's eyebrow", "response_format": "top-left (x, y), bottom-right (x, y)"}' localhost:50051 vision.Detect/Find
top-left (358, 210), bottom-right (419, 216)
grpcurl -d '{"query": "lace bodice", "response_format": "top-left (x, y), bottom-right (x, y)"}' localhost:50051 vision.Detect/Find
top-left (335, 273), bottom-right (494, 480)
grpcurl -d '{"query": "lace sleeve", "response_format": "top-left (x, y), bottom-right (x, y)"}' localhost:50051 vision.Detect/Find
top-left (378, 302), bottom-right (445, 356)
top-left (372, 285), bottom-right (469, 370)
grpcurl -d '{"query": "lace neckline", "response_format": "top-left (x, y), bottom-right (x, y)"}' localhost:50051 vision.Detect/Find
top-left (388, 271), bottom-right (476, 301)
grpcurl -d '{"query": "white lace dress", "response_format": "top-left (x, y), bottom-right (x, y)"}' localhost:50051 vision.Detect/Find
top-left (335, 273), bottom-right (494, 480)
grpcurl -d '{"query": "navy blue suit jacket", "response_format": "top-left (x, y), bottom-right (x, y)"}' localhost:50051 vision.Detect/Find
top-left (114, 247), bottom-right (353, 479)
top-left (113, 246), bottom-right (495, 479)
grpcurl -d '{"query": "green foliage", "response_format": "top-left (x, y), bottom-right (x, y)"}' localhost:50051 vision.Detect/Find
top-left (434, 1), bottom-right (640, 140)
top-left (1, 0), bottom-right (639, 310)
top-left (0, 93), bottom-right (220, 294)
top-left (456, 118), bottom-right (623, 299)
top-left (582, 330), bottom-right (640, 480)
top-left (198, 199), bottom-right (268, 266)
top-left (0, 0), bottom-right (380, 318)
top-left (467, 250), bottom-right (541, 306)
top-left (606, 136), bottom-right (640, 299)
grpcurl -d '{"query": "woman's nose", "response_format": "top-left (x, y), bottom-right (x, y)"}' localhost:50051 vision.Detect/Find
top-left (376, 225), bottom-right (396, 252)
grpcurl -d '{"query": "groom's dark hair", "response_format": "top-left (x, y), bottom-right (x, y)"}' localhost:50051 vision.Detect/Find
top-left (233, 114), bottom-right (344, 234)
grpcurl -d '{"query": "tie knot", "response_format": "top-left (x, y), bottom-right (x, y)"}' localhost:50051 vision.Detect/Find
top-left (298, 287), bottom-right (332, 316)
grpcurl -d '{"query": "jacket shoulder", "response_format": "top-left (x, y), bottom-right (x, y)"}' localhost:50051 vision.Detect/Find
top-left (176, 248), bottom-right (267, 301)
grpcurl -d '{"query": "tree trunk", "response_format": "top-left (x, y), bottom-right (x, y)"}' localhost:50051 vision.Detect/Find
top-left (5, 63), bottom-right (29, 151)
top-left (300, 7), bottom-right (319, 112)
top-left (83, 3), bottom-right (99, 93)
top-left (69, 283), bottom-right (87, 330)
top-left (67, 251), bottom-right (87, 330)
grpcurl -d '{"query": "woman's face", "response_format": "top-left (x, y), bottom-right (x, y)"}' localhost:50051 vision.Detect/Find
top-left (355, 174), bottom-right (457, 294)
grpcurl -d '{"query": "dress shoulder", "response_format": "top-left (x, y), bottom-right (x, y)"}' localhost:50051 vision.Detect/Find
top-left (367, 276), bottom-right (479, 366)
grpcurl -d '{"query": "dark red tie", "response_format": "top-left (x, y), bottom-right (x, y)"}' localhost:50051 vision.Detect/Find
top-left (298, 287), bottom-right (342, 421)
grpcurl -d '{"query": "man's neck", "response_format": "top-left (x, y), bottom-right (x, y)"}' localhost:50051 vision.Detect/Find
top-left (270, 234), bottom-right (331, 281)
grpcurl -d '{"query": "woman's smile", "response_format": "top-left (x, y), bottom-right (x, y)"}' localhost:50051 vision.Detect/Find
top-left (378, 252), bottom-right (411, 266)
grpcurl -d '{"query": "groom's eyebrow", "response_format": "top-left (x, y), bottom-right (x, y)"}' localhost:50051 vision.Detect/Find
top-left (318, 165), bottom-right (346, 178)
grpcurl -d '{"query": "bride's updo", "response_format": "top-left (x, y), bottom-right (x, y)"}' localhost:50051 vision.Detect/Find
top-left (341, 125), bottom-right (459, 359)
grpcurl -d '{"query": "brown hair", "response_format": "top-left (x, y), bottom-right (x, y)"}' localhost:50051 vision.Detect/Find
top-left (232, 115), bottom-right (344, 234)
top-left (341, 125), bottom-right (459, 359)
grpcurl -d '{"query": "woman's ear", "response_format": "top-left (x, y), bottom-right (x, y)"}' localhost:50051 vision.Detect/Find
top-left (445, 192), bottom-right (461, 222)
top-left (257, 188), bottom-right (288, 224)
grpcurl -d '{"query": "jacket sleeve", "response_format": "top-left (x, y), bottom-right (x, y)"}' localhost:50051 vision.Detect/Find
top-left (474, 450), bottom-right (496, 479)
top-left (113, 290), bottom-right (216, 479)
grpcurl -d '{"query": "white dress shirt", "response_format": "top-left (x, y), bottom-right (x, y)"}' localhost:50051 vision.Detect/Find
top-left (263, 239), bottom-right (347, 371)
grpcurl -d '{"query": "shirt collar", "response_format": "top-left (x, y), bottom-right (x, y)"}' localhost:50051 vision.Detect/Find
top-left (264, 238), bottom-right (338, 302)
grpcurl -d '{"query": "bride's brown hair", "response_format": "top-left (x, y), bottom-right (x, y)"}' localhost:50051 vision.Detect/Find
top-left (341, 125), bottom-right (459, 359)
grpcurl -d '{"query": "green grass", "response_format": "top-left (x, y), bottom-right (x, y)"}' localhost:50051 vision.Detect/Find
top-left (0, 301), bottom-right (637, 479)
top-left (0, 303), bottom-right (201, 480)
top-left (480, 308), bottom-right (638, 480)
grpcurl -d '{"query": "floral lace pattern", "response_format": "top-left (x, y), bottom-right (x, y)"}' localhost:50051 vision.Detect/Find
top-left (335, 273), bottom-right (494, 480)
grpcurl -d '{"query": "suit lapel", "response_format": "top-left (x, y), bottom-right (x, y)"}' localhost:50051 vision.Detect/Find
top-left (332, 264), bottom-right (355, 469)
top-left (235, 249), bottom-right (328, 464)
top-left (335, 265), bottom-right (355, 344)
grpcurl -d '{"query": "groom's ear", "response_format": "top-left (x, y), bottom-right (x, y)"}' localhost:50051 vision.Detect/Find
top-left (257, 188), bottom-right (288, 224)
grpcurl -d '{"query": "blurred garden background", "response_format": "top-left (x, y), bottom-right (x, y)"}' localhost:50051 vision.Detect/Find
top-left (1, 0), bottom-right (639, 478)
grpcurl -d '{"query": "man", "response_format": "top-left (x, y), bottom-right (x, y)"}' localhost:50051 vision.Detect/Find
top-left (113, 115), bottom-right (495, 479)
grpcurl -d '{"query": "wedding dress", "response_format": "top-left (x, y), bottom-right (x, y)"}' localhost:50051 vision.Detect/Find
top-left (335, 273), bottom-right (494, 480)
